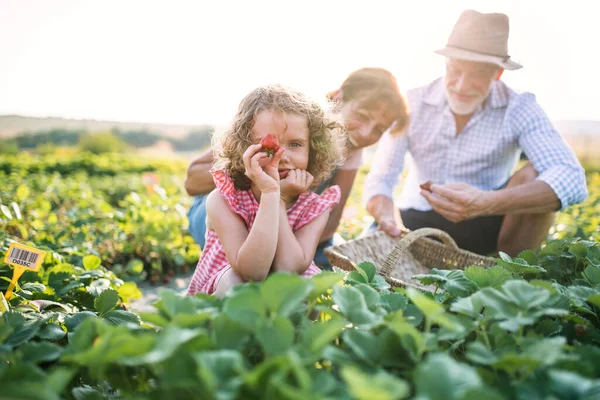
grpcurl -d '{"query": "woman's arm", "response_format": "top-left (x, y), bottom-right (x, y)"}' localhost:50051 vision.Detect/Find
top-left (184, 148), bottom-right (216, 196)
top-left (319, 168), bottom-right (357, 242)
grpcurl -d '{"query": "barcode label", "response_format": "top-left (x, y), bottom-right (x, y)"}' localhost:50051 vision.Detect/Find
top-left (4, 243), bottom-right (46, 271)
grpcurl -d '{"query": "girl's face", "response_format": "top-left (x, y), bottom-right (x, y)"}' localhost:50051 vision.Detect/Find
top-left (339, 100), bottom-right (394, 149)
top-left (251, 110), bottom-right (310, 179)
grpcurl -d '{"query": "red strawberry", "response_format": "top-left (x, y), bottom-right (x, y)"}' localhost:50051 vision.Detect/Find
top-left (420, 180), bottom-right (432, 191)
top-left (260, 134), bottom-right (280, 157)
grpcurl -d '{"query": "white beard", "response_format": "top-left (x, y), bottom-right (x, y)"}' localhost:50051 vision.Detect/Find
top-left (444, 87), bottom-right (484, 115)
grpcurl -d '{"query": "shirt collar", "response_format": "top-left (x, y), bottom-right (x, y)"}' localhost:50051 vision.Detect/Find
top-left (422, 78), bottom-right (509, 109)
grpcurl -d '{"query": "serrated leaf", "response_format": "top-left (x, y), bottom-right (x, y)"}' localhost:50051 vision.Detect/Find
top-left (94, 289), bottom-right (119, 315)
top-left (102, 310), bottom-right (141, 326)
top-left (82, 255), bottom-right (101, 270)
top-left (464, 266), bottom-right (512, 289)
top-left (308, 271), bottom-right (344, 298)
top-left (342, 365), bottom-right (409, 400)
top-left (260, 273), bottom-right (313, 316)
top-left (255, 316), bottom-right (295, 356)
top-left (357, 262), bottom-right (377, 282)
top-left (301, 319), bottom-right (346, 354)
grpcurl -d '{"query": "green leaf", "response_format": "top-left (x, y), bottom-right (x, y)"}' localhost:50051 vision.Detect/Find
top-left (37, 323), bottom-right (67, 341)
top-left (496, 254), bottom-right (547, 276)
top-left (517, 249), bottom-right (538, 265)
top-left (72, 386), bottom-right (104, 400)
top-left (260, 273), bottom-right (313, 316)
top-left (120, 325), bottom-right (202, 366)
top-left (414, 353), bottom-right (483, 400)
top-left (94, 289), bottom-right (119, 315)
top-left (342, 365), bottom-right (410, 400)
top-left (343, 329), bottom-right (382, 364)
top-left (308, 271), bottom-right (344, 298)
top-left (125, 259), bottom-right (144, 274)
top-left (386, 312), bottom-right (423, 361)
top-left (16, 185), bottom-right (30, 201)
top-left (256, 315), bottom-right (295, 356)
top-left (212, 314), bottom-right (249, 351)
top-left (332, 285), bottom-right (382, 327)
top-left (193, 350), bottom-right (245, 399)
top-left (82, 255), bottom-right (102, 270)
top-left (406, 288), bottom-right (460, 331)
top-left (413, 269), bottom-right (478, 297)
top-left (102, 310), bottom-right (141, 325)
top-left (153, 289), bottom-right (199, 319)
top-left (584, 266), bottom-right (600, 286)
top-left (65, 311), bottom-right (98, 332)
top-left (354, 283), bottom-right (380, 308)
top-left (357, 262), bottom-right (377, 282)
top-left (464, 266), bottom-right (512, 289)
top-left (352, 263), bottom-right (371, 282)
top-left (20, 342), bottom-right (63, 363)
top-left (116, 282), bottom-right (142, 304)
top-left (588, 294), bottom-right (600, 307)
top-left (379, 292), bottom-right (408, 312)
top-left (569, 242), bottom-right (588, 258)
top-left (223, 286), bottom-right (266, 329)
top-left (4, 319), bottom-right (44, 347)
top-left (301, 319), bottom-right (346, 354)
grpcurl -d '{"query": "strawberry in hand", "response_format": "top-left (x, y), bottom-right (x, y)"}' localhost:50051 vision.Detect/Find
top-left (260, 134), bottom-right (280, 157)
top-left (420, 180), bottom-right (432, 191)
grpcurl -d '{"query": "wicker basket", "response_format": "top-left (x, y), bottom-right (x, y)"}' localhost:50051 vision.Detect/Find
top-left (324, 228), bottom-right (497, 291)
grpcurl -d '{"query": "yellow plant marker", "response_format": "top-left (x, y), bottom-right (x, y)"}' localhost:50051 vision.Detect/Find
top-left (0, 292), bottom-right (9, 313)
top-left (3, 242), bottom-right (46, 300)
top-left (142, 172), bottom-right (159, 194)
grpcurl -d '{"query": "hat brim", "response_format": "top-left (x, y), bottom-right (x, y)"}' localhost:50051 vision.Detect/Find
top-left (435, 46), bottom-right (522, 70)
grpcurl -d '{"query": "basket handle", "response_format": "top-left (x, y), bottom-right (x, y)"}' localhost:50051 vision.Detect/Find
top-left (380, 228), bottom-right (459, 278)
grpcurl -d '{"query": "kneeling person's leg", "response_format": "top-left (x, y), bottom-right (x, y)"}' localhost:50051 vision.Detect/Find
top-left (497, 164), bottom-right (556, 257)
top-left (188, 194), bottom-right (209, 248)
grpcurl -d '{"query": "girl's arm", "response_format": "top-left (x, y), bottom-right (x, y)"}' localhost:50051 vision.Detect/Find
top-left (272, 169), bottom-right (328, 274)
top-left (272, 203), bottom-right (330, 274)
top-left (209, 144), bottom-right (284, 282)
top-left (206, 190), bottom-right (280, 282)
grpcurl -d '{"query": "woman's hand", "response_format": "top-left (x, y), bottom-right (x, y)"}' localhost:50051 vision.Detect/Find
top-left (280, 169), bottom-right (314, 203)
top-left (243, 144), bottom-right (285, 193)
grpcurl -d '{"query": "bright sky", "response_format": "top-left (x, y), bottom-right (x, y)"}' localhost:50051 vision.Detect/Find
top-left (1, 0), bottom-right (598, 126)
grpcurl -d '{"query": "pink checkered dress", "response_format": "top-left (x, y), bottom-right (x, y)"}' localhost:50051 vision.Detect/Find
top-left (187, 169), bottom-right (341, 295)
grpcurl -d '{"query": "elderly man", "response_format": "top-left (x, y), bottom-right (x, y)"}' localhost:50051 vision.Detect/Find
top-left (363, 10), bottom-right (588, 256)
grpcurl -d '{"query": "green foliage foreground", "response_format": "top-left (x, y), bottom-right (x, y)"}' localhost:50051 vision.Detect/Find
top-left (1, 235), bottom-right (600, 399)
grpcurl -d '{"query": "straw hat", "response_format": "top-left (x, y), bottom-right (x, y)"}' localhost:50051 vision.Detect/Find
top-left (435, 10), bottom-right (522, 70)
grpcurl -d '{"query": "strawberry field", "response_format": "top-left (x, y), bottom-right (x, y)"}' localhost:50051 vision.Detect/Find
top-left (1, 152), bottom-right (600, 399)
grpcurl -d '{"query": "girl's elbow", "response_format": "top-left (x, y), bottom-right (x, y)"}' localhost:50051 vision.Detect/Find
top-left (231, 263), bottom-right (269, 283)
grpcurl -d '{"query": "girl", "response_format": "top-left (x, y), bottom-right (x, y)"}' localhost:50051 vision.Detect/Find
top-left (187, 85), bottom-right (347, 296)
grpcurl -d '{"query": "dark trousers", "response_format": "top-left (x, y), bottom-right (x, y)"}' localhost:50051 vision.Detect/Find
top-left (399, 209), bottom-right (504, 256)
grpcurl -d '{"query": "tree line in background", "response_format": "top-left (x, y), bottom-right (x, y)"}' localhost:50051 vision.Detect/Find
top-left (0, 125), bottom-right (214, 154)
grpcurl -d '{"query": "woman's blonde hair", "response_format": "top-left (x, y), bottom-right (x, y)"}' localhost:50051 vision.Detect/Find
top-left (213, 84), bottom-right (347, 190)
top-left (327, 67), bottom-right (409, 135)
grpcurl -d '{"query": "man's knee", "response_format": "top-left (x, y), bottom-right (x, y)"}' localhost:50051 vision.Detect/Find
top-left (508, 163), bottom-right (538, 187)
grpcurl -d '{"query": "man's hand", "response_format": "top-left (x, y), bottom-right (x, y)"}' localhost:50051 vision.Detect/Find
top-left (421, 182), bottom-right (495, 222)
top-left (377, 219), bottom-right (407, 237)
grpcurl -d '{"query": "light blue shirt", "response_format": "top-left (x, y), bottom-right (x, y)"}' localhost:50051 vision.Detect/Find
top-left (363, 78), bottom-right (588, 211)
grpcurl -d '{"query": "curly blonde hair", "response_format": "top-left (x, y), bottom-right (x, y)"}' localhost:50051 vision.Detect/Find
top-left (213, 85), bottom-right (347, 191)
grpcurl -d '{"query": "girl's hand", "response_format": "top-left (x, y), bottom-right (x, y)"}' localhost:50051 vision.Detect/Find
top-left (243, 144), bottom-right (285, 193)
top-left (280, 169), bottom-right (314, 203)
